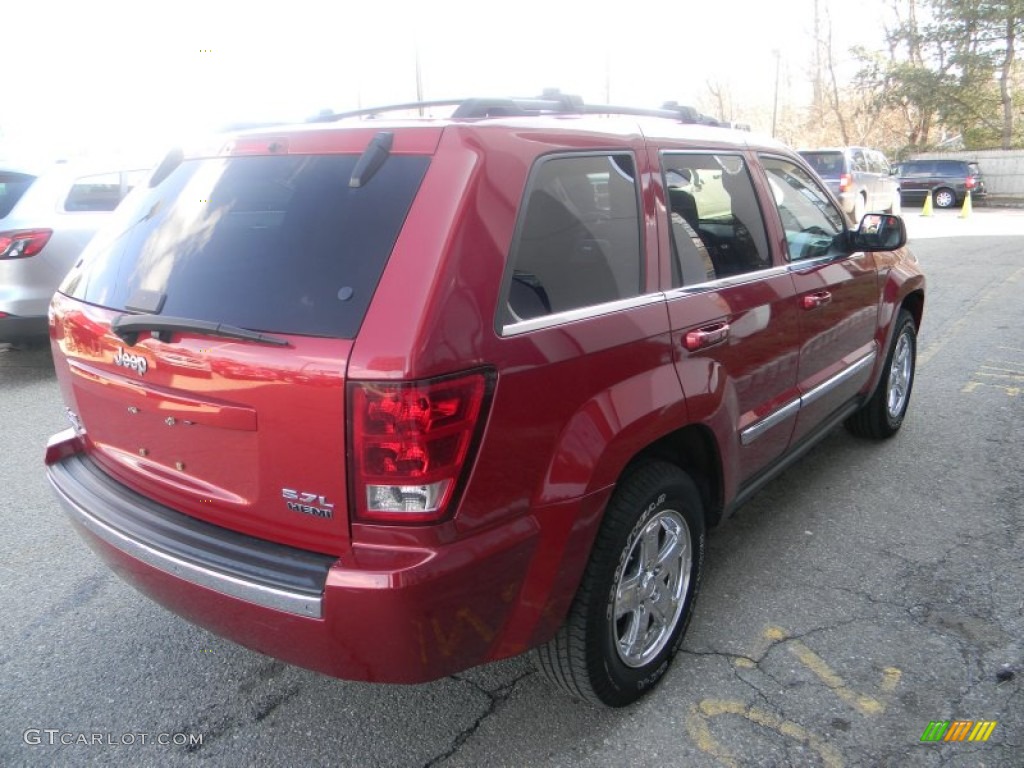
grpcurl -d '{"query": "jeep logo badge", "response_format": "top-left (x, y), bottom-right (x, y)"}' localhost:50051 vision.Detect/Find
top-left (114, 347), bottom-right (148, 376)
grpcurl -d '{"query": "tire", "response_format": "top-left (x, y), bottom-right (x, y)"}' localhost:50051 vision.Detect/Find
top-left (934, 187), bottom-right (956, 208)
top-left (534, 461), bottom-right (706, 707)
top-left (845, 309), bottom-right (917, 439)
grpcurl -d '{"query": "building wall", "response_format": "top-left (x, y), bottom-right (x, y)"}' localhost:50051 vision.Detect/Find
top-left (909, 150), bottom-right (1024, 195)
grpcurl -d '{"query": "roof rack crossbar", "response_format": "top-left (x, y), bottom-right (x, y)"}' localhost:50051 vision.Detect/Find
top-left (309, 91), bottom-right (725, 126)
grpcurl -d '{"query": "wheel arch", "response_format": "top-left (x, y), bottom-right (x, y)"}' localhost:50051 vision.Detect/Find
top-left (901, 289), bottom-right (924, 332)
top-left (626, 424), bottom-right (724, 528)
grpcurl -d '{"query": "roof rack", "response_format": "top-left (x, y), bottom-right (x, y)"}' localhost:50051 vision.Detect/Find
top-left (309, 89), bottom-right (729, 126)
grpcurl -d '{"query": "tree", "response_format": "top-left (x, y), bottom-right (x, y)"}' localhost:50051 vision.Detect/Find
top-left (855, 0), bottom-right (1024, 150)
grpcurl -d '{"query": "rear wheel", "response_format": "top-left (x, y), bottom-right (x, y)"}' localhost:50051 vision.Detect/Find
top-left (934, 187), bottom-right (956, 208)
top-left (845, 309), bottom-right (917, 439)
top-left (534, 461), bottom-right (706, 707)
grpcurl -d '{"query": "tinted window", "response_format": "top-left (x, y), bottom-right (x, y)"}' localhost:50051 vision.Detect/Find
top-left (851, 149), bottom-right (868, 172)
top-left (900, 161), bottom-right (934, 176)
top-left (799, 151), bottom-right (845, 179)
top-left (761, 156), bottom-right (847, 261)
top-left (61, 154), bottom-right (430, 338)
top-left (938, 161), bottom-right (965, 175)
top-left (504, 153), bottom-right (641, 323)
top-left (0, 172), bottom-right (36, 219)
top-left (663, 153), bottom-right (771, 286)
top-left (64, 172), bottom-right (123, 212)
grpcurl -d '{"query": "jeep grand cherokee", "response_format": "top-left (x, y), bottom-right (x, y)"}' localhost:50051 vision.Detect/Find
top-left (45, 94), bottom-right (924, 707)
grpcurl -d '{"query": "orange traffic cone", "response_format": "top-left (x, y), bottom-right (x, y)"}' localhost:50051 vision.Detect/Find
top-left (959, 190), bottom-right (972, 218)
top-left (921, 191), bottom-right (934, 217)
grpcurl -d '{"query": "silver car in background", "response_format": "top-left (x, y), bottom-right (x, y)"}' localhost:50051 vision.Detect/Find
top-left (798, 147), bottom-right (902, 224)
top-left (1, 161), bottom-right (149, 344)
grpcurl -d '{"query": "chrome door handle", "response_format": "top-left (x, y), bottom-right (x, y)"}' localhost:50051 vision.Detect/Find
top-left (684, 322), bottom-right (730, 351)
top-left (801, 291), bottom-right (832, 310)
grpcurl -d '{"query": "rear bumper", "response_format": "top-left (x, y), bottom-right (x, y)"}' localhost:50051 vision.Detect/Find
top-left (0, 313), bottom-right (48, 343)
top-left (45, 431), bottom-right (587, 683)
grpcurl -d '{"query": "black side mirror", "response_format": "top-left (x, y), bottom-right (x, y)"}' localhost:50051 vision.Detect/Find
top-left (851, 213), bottom-right (906, 251)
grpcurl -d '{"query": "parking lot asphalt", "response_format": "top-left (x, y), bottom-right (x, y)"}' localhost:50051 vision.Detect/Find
top-left (1, 207), bottom-right (1021, 767)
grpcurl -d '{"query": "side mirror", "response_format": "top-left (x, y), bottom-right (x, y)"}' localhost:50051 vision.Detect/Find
top-left (851, 213), bottom-right (906, 251)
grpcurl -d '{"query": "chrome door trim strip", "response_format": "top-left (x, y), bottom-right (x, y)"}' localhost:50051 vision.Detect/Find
top-left (740, 350), bottom-right (877, 445)
top-left (663, 265), bottom-right (793, 299)
top-left (501, 292), bottom-right (666, 337)
top-left (801, 351), bottom-right (877, 408)
top-left (740, 399), bottom-right (801, 446)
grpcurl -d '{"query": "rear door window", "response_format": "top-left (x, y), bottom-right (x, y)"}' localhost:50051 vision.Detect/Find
top-left (662, 153), bottom-right (771, 285)
top-left (503, 152), bottom-right (642, 325)
top-left (799, 152), bottom-right (844, 179)
top-left (61, 154), bottom-right (430, 338)
top-left (0, 172), bottom-right (37, 219)
top-left (902, 162), bottom-right (934, 177)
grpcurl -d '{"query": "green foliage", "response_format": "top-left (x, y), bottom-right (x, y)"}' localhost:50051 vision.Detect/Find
top-left (855, 0), bottom-right (1024, 149)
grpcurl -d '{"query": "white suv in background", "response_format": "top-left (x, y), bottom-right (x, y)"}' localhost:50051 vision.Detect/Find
top-left (799, 147), bottom-right (902, 224)
top-left (1, 161), bottom-right (150, 345)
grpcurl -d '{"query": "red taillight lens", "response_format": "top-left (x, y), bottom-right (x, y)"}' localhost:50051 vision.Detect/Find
top-left (838, 174), bottom-right (852, 193)
top-left (0, 228), bottom-right (53, 259)
top-left (350, 370), bottom-right (491, 523)
top-left (965, 176), bottom-right (976, 190)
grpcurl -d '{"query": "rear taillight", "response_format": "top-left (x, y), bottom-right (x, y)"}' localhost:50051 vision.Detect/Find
top-left (349, 370), bottom-right (492, 523)
top-left (839, 174), bottom-right (852, 193)
top-left (965, 176), bottom-right (976, 190)
top-left (0, 228), bottom-right (52, 259)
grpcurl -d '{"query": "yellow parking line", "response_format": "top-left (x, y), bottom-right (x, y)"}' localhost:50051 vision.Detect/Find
top-left (786, 641), bottom-right (886, 715)
top-left (918, 266), bottom-right (1024, 367)
top-left (976, 372), bottom-right (1024, 381)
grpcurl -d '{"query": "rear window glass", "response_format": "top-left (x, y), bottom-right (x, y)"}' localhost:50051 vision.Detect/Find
top-left (0, 172), bottom-right (37, 219)
top-left (64, 172), bottom-right (123, 212)
top-left (799, 152), bottom-right (845, 179)
top-left (61, 154), bottom-right (430, 339)
top-left (504, 153), bottom-right (642, 324)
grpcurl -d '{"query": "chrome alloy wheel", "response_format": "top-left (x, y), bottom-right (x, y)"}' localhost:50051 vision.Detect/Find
top-left (613, 509), bottom-right (692, 668)
top-left (887, 331), bottom-right (913, 420)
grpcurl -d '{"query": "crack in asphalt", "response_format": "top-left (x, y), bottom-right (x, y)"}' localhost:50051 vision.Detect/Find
top-left (181, 660), bottom-right (301, 754)
top-left (421, 670), bottom-right (536, 768)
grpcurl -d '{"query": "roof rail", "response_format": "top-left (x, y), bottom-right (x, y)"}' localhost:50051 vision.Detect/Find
top-left (309, 90), bottom-right (730, 126)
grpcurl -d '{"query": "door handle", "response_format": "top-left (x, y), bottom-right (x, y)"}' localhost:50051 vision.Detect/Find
top-left (801, 291), bottom-right (832, 310)
top-left (684, 322), bottom-right (730, 351)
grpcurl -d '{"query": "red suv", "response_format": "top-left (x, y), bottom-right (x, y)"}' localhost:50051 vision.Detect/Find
top-left (45, 94), bottom-right (924, 707)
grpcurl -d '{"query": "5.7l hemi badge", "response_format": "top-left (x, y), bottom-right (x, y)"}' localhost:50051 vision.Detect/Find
top-left (282, 489), bottom-right (334, 519)
top-left (113, 347), bottom-right (148, 375)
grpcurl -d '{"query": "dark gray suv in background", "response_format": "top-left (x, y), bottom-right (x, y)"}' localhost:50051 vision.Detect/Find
top-left (895, 159), bottom-right (987, 208)
top-left (799, 147), bottom-right (902, 223)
